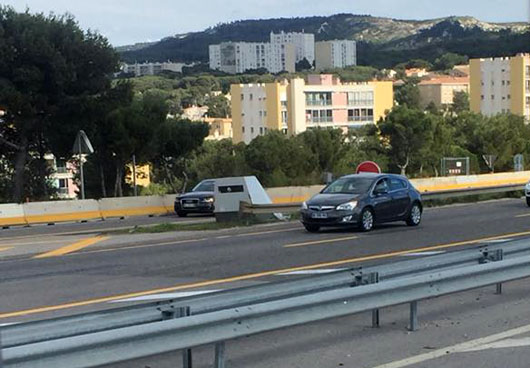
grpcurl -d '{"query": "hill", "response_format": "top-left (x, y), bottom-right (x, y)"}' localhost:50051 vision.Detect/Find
top-left (119, 14), bottom-right (530, 68)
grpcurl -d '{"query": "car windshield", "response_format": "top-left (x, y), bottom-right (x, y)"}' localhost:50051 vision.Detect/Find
top-left (322, 177), bottom-right (375, 195)
top-left (192, 181), bottom-right (214, 192)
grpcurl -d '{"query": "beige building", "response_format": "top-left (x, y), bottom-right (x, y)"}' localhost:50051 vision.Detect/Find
top-left (231, 74), bottom-right (393, 144)
top-left (418, 76), bottom-right (470, 108)
top-left (470, 53), bottom-right (530, 121)
top-left (204, 117), bottom-right (233, 141)
top-left (315, 40), bottom-right (357, 70)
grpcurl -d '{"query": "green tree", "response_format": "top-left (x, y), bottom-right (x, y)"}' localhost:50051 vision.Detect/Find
top-left (451, 91), bottom-right (470, 114)
top-left (206, 95), bottom-right (230, 118)
top-left (295, 58), bottom-right (312, 72)
top-left (378, 105), bottom-right (433, 175)
top-left (0, 7), bottom-right (118, 202)
top-left (432, 53), bottom-right (468, 71)
top-left (394, 78), bottom-right (421, 109)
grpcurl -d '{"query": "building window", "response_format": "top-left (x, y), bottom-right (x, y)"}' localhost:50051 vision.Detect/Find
top-left (348, 108), bottom-right (374, 122)
top-left (491, 95), bottom-right (495, 100)
top-left (347, 91), bottom-right (374, 106)
top-left (305, 109), bottom-right (333, 123)
top-left (508, 94), bottom-right (511, 99)
top-left (241, 94), bottom-right (244, 101)
top-left (305, 92), bottom-right (332, 106)
top-left (263, 111), bottom-right (267, 117)
top-left (259, 111), bottom-right (262, 117)
top-left (259, 127), bottom-right (263, 134)
top-left (251, 127), bottom-right (254, 134)
top-left (481, 95), bottom-right (484, 100)
top-left (249, 93), bottom-right (253, 101)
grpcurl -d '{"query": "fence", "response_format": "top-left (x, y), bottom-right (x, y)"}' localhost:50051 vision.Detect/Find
top-left (2, 239), bottom-right (530, 367)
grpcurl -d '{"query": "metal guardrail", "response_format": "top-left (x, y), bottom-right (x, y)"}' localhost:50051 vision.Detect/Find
top-left (240, 183), bottom-right (525, 214)
top-left (3, 239), bottom-right (527, 350)
top-left (2, 240), bottom-right (530, 367)
top-left (2, 247), bottom-right (530, 367)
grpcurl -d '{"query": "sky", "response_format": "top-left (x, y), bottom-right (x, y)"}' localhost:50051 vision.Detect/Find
top-left (2, 0), bottom-right (529, 46)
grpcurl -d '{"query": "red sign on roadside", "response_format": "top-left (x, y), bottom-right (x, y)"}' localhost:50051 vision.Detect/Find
top-left (356, 161), bottom-right (381, 174)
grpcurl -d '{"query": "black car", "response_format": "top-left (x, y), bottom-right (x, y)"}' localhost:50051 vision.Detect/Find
top-left (174, 180), bottom-right (215, 217)
top-left (300, 173), bottom-right (422, 232)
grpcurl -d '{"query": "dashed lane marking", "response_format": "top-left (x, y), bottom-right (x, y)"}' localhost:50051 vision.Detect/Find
top-left (284, 236), bottom-right (358, 248)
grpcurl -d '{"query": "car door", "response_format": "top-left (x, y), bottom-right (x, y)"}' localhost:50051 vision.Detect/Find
top-left (389, 177), bottom-right (411, 219)
top-left (372, 178), bottom-right (393, 222)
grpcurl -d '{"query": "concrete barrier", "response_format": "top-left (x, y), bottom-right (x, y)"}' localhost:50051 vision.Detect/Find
top-left (98, 196), bottom-right (168, 219)
top-left (162, 194), bottom-right (178, 213)
top-left (411, 171), bottom-right (530, 192)
top-left (23, 200), bottom-right (102, 225)
top-left (0, 204), bottom-right (27, 227)
top-left (266, 185), bottom-right (323, 204)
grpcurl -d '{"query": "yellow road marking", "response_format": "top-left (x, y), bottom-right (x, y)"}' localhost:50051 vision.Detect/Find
top-left (0, 247), bottom-right (13, 252)
top-left (33, 236), bottom-right (109, 259)
top-left (3, 229), bottom-right (530, 319)
top-left (284, 236), bottom-right (358, 248)
top-left (0, 239), bottom-right (77, 247)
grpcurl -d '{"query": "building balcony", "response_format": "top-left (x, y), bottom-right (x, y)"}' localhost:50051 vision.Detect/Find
top-left (306, 100), bottom-right (332, 106)
top-left (348, 116), bottom-right (374, 122)
top-left (56, 166), bottom-right (68, 174)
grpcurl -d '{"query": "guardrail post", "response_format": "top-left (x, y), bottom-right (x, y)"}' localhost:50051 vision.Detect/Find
top-left (495, 249), bottom-right (504, 294)
top-left (179, 306), bottom-right (193, 368)
top-left (0, 328), bottom-right (4, 368)
top-left (409, 301), bottom-right (418, 332)
top-left (214, 342), bottom-right (226, 368)
top-left (369, 272), bottom-right (380, 328)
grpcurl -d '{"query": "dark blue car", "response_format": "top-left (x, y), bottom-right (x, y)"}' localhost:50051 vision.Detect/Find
top-left (300, 173), bottom-right (422, 232)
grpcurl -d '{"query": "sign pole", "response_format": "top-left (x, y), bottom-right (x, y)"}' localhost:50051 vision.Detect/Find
top-left (79, 136), bottom-right (85, 200)
top-left (132, 154), bottom-right (137, 197)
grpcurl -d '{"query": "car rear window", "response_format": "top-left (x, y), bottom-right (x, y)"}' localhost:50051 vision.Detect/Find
top-left (390, 178), bottom-right (407, 191)
top-left (322, 177), bottom-right (375, 195)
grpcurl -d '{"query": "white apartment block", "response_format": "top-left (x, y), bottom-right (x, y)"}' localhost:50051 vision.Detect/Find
top-left (315, 40), bottom-right (357, 70)
top-left (209, 45), bottom-right (221, 70)
top-left (212, 41), bottom-right (295, 74)
top-left (209, 31), bottom-right (315, 75)
top-left (236, 84), bottom-right (270, 143)
top-left (269, 31), bottom-right (315, 65)
top-left (123, 62), bottom-right (194, 77)
top-left (470, 54), bottom-right (530, 121)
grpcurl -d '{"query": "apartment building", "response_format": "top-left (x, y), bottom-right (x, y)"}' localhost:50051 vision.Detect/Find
top-left (315, 40), bottom-right (357, 70)
top-left (418, 76), bottom-right (470, 108)
top-left (269, 31), bottom-right (315, 65)
top-left (122, 62), bottom-right (194, 77)
top-left (209, 31), bottom-right (315, 74)
top-left (470, 54), bottom-right (530, 121)
top-left (231, 74), bottom-right (393, 144)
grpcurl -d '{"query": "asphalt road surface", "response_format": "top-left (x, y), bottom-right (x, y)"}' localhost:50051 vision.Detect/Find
top-left (2, 198), bottom-right (530, 367)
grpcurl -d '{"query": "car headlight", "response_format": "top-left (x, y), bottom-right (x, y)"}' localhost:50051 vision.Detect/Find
top-left (202, 197), bottom-right (215, 203)
top-left (336, 201), bottom-right (358, 211)
top-left (301, 201), bottom-right (308, 210)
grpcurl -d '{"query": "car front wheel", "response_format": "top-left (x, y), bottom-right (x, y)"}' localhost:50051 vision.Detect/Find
top-left (303, 224), bottom-right (320, 233)
top-left (406, 203), bottom-right (422, 226)
top-left (176, 211), bottom-right (188, 217)
top-left (359, 208), bottom-right (374, 232)
top-left (526, 197), bottom-right (530, 207)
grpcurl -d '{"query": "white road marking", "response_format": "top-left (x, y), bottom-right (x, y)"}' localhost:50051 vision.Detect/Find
top-left (0, 322), bottom-right (17, 327)
top-left (482, 239), bottom-right (513, 243)
top-left (370, 323), bottom-right (530, 368)
top-left (461, 337), bottom-right (530, 352)
top-left (400, 251), bottom-right (446, 257)
top-left (110, 290), bottom-right (220, 303)
top-left (277, 269), bottom-right (346, 275)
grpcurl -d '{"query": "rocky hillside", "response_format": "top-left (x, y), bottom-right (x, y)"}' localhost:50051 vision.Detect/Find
top-left (119, 14), bottom-right (529, 68)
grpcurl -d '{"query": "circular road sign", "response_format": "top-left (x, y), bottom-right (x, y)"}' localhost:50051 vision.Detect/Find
top-left (356, 161), bottom-right (381, 174)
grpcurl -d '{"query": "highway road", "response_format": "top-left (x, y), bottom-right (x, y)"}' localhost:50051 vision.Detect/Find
top-left (2, 197), bottom-right (530, 367)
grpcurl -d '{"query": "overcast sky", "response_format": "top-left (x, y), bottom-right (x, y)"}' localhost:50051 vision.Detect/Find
top-left (2, 0), bottom-right (529, 46)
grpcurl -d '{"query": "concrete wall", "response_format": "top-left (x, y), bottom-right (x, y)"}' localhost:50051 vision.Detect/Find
top-left (1, 171), bottom-right (529, 227)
